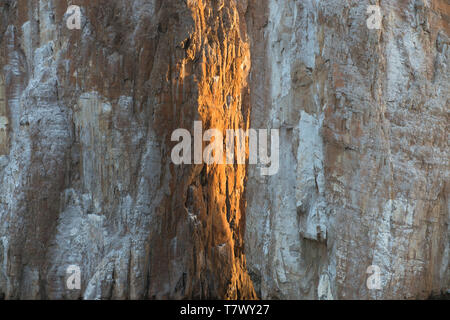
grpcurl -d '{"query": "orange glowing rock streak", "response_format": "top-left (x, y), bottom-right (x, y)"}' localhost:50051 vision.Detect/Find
top-left (185, 0), bottom-right (256, 299)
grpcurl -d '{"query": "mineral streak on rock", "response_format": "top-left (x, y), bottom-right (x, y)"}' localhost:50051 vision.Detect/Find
top-left (0, 0), bottom-right (448, 300)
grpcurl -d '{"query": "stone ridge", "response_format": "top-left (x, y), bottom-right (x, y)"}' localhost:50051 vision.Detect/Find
top-left (0, 0), bottom-right (448, 300)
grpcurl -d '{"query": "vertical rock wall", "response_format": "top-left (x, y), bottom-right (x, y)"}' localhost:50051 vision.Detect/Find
top-left (0, 0), bottom-right (255, 299)
top-left (0, 0), bottom-right (448, 300)
top-left (245, 0), bottom-right (449, 299)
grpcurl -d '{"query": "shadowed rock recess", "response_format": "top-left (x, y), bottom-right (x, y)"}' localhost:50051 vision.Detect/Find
top-left (0, 0), bottom-right (448, 300)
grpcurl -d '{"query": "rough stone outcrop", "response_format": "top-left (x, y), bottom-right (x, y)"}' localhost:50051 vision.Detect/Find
top-left (245, 0), bottom-right (449, 299)
top-left (0, 0), bottom-right (255, 300)
top-left (0, 0), bottom-right (448, 300)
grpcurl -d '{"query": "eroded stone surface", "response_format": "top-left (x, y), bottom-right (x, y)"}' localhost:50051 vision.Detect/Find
top-left (245, 0), bottom-right (449, 299)
top-left (0, 0), bottom-right (255, 300)
top-left (0, 0), bottom-right (448, 300)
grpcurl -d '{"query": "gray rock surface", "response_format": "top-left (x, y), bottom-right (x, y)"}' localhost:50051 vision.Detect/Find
top-left (245, 0), bottom-right (449, 299)
top-left (0, 0), bottom-right (448, 300)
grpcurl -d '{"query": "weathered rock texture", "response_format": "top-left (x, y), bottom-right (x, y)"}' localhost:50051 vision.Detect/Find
top-left (0, 0), bottom-right (448, 300)
top-left (245, 0), bottom-right (449, 299)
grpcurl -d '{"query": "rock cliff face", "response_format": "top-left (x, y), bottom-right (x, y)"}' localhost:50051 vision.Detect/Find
top-left (245, 0), bottom-right (449, 300)
top-left (0, 0), bottom-right (448, 300)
